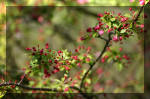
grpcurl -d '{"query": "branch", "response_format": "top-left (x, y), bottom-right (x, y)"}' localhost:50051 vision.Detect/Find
top-left (132, 6), bottom-right (144, 26)
top-left (0, 83), bottom-right (90, 98)
top-left (70, 86), bottom-right (92, 99)
top-left (80, 33), bottom-right (112, 89)
top-left (0, 83), bottom-right (60, 92)
top-left (18, 73), bottom-right (26, 85)
top-left (97, 35), bottom-right (108, 42)
top-left (80, 5), bottom-right (145, 91)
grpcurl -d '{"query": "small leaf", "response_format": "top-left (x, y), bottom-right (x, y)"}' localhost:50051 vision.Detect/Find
top-left (92, 33), bottom-right (98, 37)
top-left (113, 23), bottom-right (119, 28)
top-left (117, 63), bottom-right (123, 71)
top-left (108, 22), bottom-right (111, 28)
top-left (120, 29), bottom-right (126, 33)
top-left (110, 18), bottom-right (116, 22)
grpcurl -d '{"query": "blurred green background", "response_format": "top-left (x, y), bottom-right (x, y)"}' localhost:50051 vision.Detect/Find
top-left (4, 6), bottom-right (144, 93)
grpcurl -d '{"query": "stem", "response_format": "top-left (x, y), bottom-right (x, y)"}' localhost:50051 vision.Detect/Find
top-left (80, 33), bottom-right (112, 89)
top-left (18, 73), bottom-right (26, 85)
top-left (133, 6), bottom-right (144, 23)
top-left (132, 6), bottom-right (144, 27)
top-left (0, 83), bottom-right (60, 92)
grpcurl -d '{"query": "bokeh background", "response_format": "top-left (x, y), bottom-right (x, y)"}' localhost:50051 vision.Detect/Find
top-left (5, 6), bottom-right (144, 93)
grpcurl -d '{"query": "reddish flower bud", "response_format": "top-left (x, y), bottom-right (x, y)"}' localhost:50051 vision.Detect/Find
top-left (77, 63), bottom-right (81, 68)
top-left (140, 24), bottom-right (144, 28)
top-left (98, 30), bottom-right (104, 35)
top-left (104, 55), bottom-right (108, 59)
top-left (64, 87), bottom-right (69, 92)
top-left (101, 58), bottom-right (105, 63)
top-left (86, 27), bottom-right (92, 32)
top-left (107, 28), bottom-right (113, 33)
top-left (97, 13), bottom-right (103, 17)
top-left (72, 56), bottom-right (78, 60)
top-left (116, 56), bottom-right (119, 59)
top-left (119, 48), bottom-right (123, 51)
top-left (21, 74), bottom-right (25, 80)
top-left (45, 43), bottom-right (49, 49)
top-left (53, 69), bottom-right (59, 73)
top-left (40, 49), bottom-right (44, 53)
top-left (80, 37), bottom-right (85, 41)
top-left (75, 49), bottom-right (79, 53)
top-left (96, 68), bottom-right (103, 75)
top-left (129, 8), bottom-right (132, 11)
top-left (32, 47), bottom-right (36, 51)
top-left (94, 25), bottom-right (100, 31)
top-left (123, 54), bottom-right (130, 60)
top-left (119, 36), bottom-right (123, 41)
top-left (44, 53), bottom-right (47, 56)
top-left (32, 53), bottom-right (35, 56)
top-left (118, 13), bottom-right (121, 16)
top-left (26, 48), bottom-right (32, 51)
top-left (86, 57), bottom-right (90, 62)
top-left (64, 66), bottom-right (70, 71)
top-left (54, 60), bottom-right (58, 64)
top-left (86, 46), bottom-right (91, 53)
top-left (105, 25), bottom-right (109, 28)
top-left (113, 35), bottom-right (118, 42)
top-left (38, 16), bottom-right (44, 23)
top-left (49, 60), bottom-right (52, 63)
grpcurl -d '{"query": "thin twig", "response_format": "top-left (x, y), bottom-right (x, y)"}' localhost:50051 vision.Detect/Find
top-left (97, 35), bottom-right (108, 42)
top-left (18, 73), bottom-right (26, 85)
top-left (132, 6), bottom-right (144, 27)
top-left (0, 83), bottom-right (60, 92)
top-left (80, 33), bottom-right (112, 89)
top-left (133, 6), bottom-right (144, 23)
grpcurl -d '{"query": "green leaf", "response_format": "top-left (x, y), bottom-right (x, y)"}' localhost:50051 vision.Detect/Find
top-left (110, 18), bottom-right (116, 22)
top-left (107, 57), bottom-right (113, 63)
top-left (86, 78), bottom-right (91, 84)
top-left (92, 33), bottom-right (98, 37)
top-left (120, 29), bottom-right (126, 33)
top-left (113, 23), bottom-right (119, 28)
top-left (124, 13), bottom-right (131, 18)
top-left (117, 63), bottom-right (123, 71)
top-left (108, 22), bottom-right (111, 28)
top-left (89, 61), bottom-right (94, 65)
